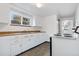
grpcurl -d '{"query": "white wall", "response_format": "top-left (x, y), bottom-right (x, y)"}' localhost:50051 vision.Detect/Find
top-left (0, 3), bottom-right (42, 31)
top-left (42, 15), bottom-right (58, 37)
top-left (34, 16), bottom-right (44, 26)
top-left (75, 4), bottom-right (79, 26)
top-left (0, 4), bottom-right (10, 24)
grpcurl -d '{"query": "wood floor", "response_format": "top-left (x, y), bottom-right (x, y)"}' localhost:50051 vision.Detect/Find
top-left (19, 42), bottom-right (50, 56)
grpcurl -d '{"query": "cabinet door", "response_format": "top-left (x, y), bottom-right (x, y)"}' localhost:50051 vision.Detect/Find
top-left (38, 33), bottom-right (49, 43)
top-left (0, 36), bottom-right (13, 56)
top-left (10, 35), bottom-right (23, 56)
top-left (29, 34), bottom-right (39, 47)
top-left (21, 35), bottom-right (31, 52)
top-left (22, 34), bottom-right (42, 50)
top-left (32, 34), bottom-right (44, 45)
top-left (10, 35), bottom-right (32, 56)
top-left (27, 34), bottom-right (42, 48)
top-left (53, 38), bottom-right (79, 56)
top-left (28, 33), bottom-right (48, 48)
top-left (21, 34), bottom-right (42, 51)
top-left (10, 42), bottom-right (21, 56)
top-left (33, 33), bottom-right (49, 44)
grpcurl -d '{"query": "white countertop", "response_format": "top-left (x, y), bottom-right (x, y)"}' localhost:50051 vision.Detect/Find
top-left (53, 36), bottom-right (76, 40)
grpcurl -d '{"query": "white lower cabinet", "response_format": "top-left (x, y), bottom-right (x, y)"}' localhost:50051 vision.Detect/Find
top-left (9, 33), bottom-right (48, 56)
top-left (0, 36), bottom-right (14, 56)
top-left (10, 43), bottom-right (21, 56)
top-left (0, 33), bottom-right (49, 56)
top-left (21, 35), bottom-right (32, 52)
top-left (53, 38), bottom-right (79, 56)
top-left (10, 35), bottom-right (22, 56)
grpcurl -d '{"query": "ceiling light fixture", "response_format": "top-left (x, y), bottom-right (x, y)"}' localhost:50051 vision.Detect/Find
top-left (36, 3), bottom-right (43, 8)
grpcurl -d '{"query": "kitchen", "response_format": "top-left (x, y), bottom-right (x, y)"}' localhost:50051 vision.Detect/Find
top-left (0, 3), bottom-right (79, 56)
top-left (0, 3), bottom-right (50, 56)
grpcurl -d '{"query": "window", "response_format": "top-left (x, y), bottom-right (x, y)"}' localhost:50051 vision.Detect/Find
top-left (22, 17), bottom-right (30, 25)
top-left (10, 10), bottom-right (32, 26)
top-left (11, 15), bottom-right (21, 25)
top-left (57, 18), bottom-right (74, 37)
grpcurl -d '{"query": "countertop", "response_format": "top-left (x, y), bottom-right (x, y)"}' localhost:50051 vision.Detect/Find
top-left (53, 36), bottom-right (76, 40)
top-left (0, 31), bottom-right (46, 37)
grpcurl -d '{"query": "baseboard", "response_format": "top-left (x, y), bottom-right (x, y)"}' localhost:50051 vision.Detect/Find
top-left (45, 41), bottom-right (50, 43)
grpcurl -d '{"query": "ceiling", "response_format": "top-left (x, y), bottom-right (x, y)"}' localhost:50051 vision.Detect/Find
top-left (13, 3), bottom-right (79, 17)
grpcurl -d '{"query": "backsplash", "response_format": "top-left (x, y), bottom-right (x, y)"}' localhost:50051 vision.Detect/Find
top-left (0, 25), bottom-right (42, 32)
